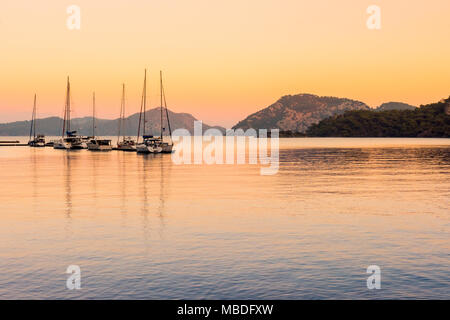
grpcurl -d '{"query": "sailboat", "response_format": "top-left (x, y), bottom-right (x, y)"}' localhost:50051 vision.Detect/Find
top-left (116, 84), bottom-right (136, 151)
top-left (87, 92), bottom-right (112, 151)
top-left (136, 69), bottom-right (163, 154)
top-left (54, 77), bottom-right (84, 150)
top-left (158, 71), bottom-right (174, 153)
top-left (28, 94), bottom-right (46, 147)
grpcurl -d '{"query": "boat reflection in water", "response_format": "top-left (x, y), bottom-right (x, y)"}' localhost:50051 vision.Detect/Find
top-left (0, 138), bottom-right (449, 299)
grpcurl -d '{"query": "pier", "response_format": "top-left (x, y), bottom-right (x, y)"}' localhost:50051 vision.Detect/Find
top-left (0, 141), bottom-right (28, 146)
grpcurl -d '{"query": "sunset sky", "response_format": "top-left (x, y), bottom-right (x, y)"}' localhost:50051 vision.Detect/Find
top-left (1, 0), bottom-right (449, 127)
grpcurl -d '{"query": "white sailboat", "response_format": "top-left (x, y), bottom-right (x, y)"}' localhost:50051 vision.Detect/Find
top-left (116, 84), bottom-right (136, 151)
top-left (28, 94), bottom-right (46, 147)
top-left (136, 69), bottom-right (163, 154)
top-left (158, 71), bottom-right (174, 153)
top-left (87, 92), bottom-right (112, 151)
top-left (54, 77), bottom-right (84, 150)
top-left (87, 138), bottom-right (112, 151)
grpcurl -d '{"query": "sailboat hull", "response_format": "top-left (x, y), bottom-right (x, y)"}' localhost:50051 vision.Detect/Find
top-left (70, 143), bottom-right (85, 150)
top-left (136, 144), bottom-right (154, 154)
top-left (53, 140), bottom-right (70, 150)
top-left (116, 139), bottom-right (137, 152)
top-left (29, 142), bottom-right (45, 148)
top-left (161, 144), bottom-right (174, 153)
top-left (116, 146), bottom-right (136, 152)
top-left (87, 143), bottom-right (112, 151)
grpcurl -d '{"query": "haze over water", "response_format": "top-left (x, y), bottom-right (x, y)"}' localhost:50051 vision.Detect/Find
top-left (0, 138), bottom-right (449, 299)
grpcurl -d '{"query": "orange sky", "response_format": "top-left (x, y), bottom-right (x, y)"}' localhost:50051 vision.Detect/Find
top-left (1, 0), bottom-right (449, 127)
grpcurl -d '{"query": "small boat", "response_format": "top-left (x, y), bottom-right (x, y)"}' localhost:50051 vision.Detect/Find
top-left (87, 92), bottom-right (112, 151)
top-left (159, 71), bottom-right (174, 153)
top-left (116, 84), bottom-right (136, 151)
top-left (161, 141), bottom-right (174, 153)
top-left (136, 69), bottom-right (162, 154)
top-left (29, 134), bottom-right (46, 148)
top-left (28, 94), bottom-right (46, 147)
top-left (45, 140), bottom-right (55, 147)
top-left (87, 139), bottom-right (112, 151)
top-left (136, 143), bottom-right (153, 154)
top-left (80, 136), bottom-right (92, 149)
top-left (53, 139), bottom-right (70, 149)
top-left (136, 135), bottom-right (163, 154)
top-left (54, 132), bottom-right (85, 149)
top-left (116, 137), bottom-right (136, 151)
top-left (54, 77), bottom-right (84, 150)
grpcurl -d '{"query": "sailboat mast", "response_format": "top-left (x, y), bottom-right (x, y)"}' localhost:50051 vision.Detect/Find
top-left (118, 84), bottom-right (125, 142)
top-left (62, 77), bottom-right (70, 137)
top-left (67, 77), bottom-right (71, 133)
top-left (122, 84), bottom-right (126, 141)
top-left (160, 70), bottom-right (163, 138)
top-left (137, 70), bottom-right (146, 143)
top-left (29, 94), bottom-right (37, 141)
top-left (143, 69), bottom-right (147, 136)
top-left (162, 80), bottom-right (172, 142)
top-left (33, 94), bottom-right (37, 140)
top-left (92, 92), bottom-right (96, 137)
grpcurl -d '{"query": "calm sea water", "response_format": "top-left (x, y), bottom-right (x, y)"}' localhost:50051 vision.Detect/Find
top-left (0, 137), bottom-right (449, 299)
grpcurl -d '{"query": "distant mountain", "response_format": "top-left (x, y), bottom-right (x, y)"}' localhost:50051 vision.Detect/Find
top-left (375, 102), bottom-right (416, 111)
top-left (0, 108), bottom-right (224, 136)
top-left (306, 97), bottom-right (450, 137)
top-left (232, 94), bottom-right (370, 132)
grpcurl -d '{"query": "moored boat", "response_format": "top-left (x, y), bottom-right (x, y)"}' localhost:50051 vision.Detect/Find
top-left (156, 71), bottom-right (174, 153)
top-left (116, 84), bottom-right (136, 151)
top-left (29, 134), bottom-right (46, 148)
top-left (87, 92), bottom-right (112, 151)
top-left (45, 140), bottom-right (55, 147)
top-left (87, 139), bottom-right (112, 151)
top-left (116, 137), bottom-right (136, 151)
top-left (66, 131), bottom-right (84, 149)
top-left (53, 139), bottom-right (70, 149)
top-left (136, 69), bottom-right (161, 154)
top-left (161, 141), bottom-right (173, 153)
top-left (28, 94), bottom-right (46, 147)
top-left (54, 77), bottom-right (84, 150)
top-left (80, 136), bottom-right (92, 149)
top-left (137, 135), bottom-right (163, 154)
top-left (54, 134), bottom-right (83, 150)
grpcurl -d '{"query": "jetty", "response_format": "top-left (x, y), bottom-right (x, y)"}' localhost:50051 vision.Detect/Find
top-left (0, 142), bottom-right (28, 146)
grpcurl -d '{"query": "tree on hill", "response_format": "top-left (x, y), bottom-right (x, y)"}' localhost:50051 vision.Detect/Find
top-left (306, 97), bottom-right (450, 137)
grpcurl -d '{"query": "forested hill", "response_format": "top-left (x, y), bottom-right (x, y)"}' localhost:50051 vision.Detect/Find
top-left (306, 97), bottom-right (450, 138)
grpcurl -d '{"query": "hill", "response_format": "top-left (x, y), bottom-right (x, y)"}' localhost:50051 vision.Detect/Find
top-left (232, 94), bottom-right (370, 132)
top-left (0, 108), bottom-right (224, 136)
top-left (306, 97), bottom-right (450, 137)
top-left (375, 102), bottom-right (417, 111)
